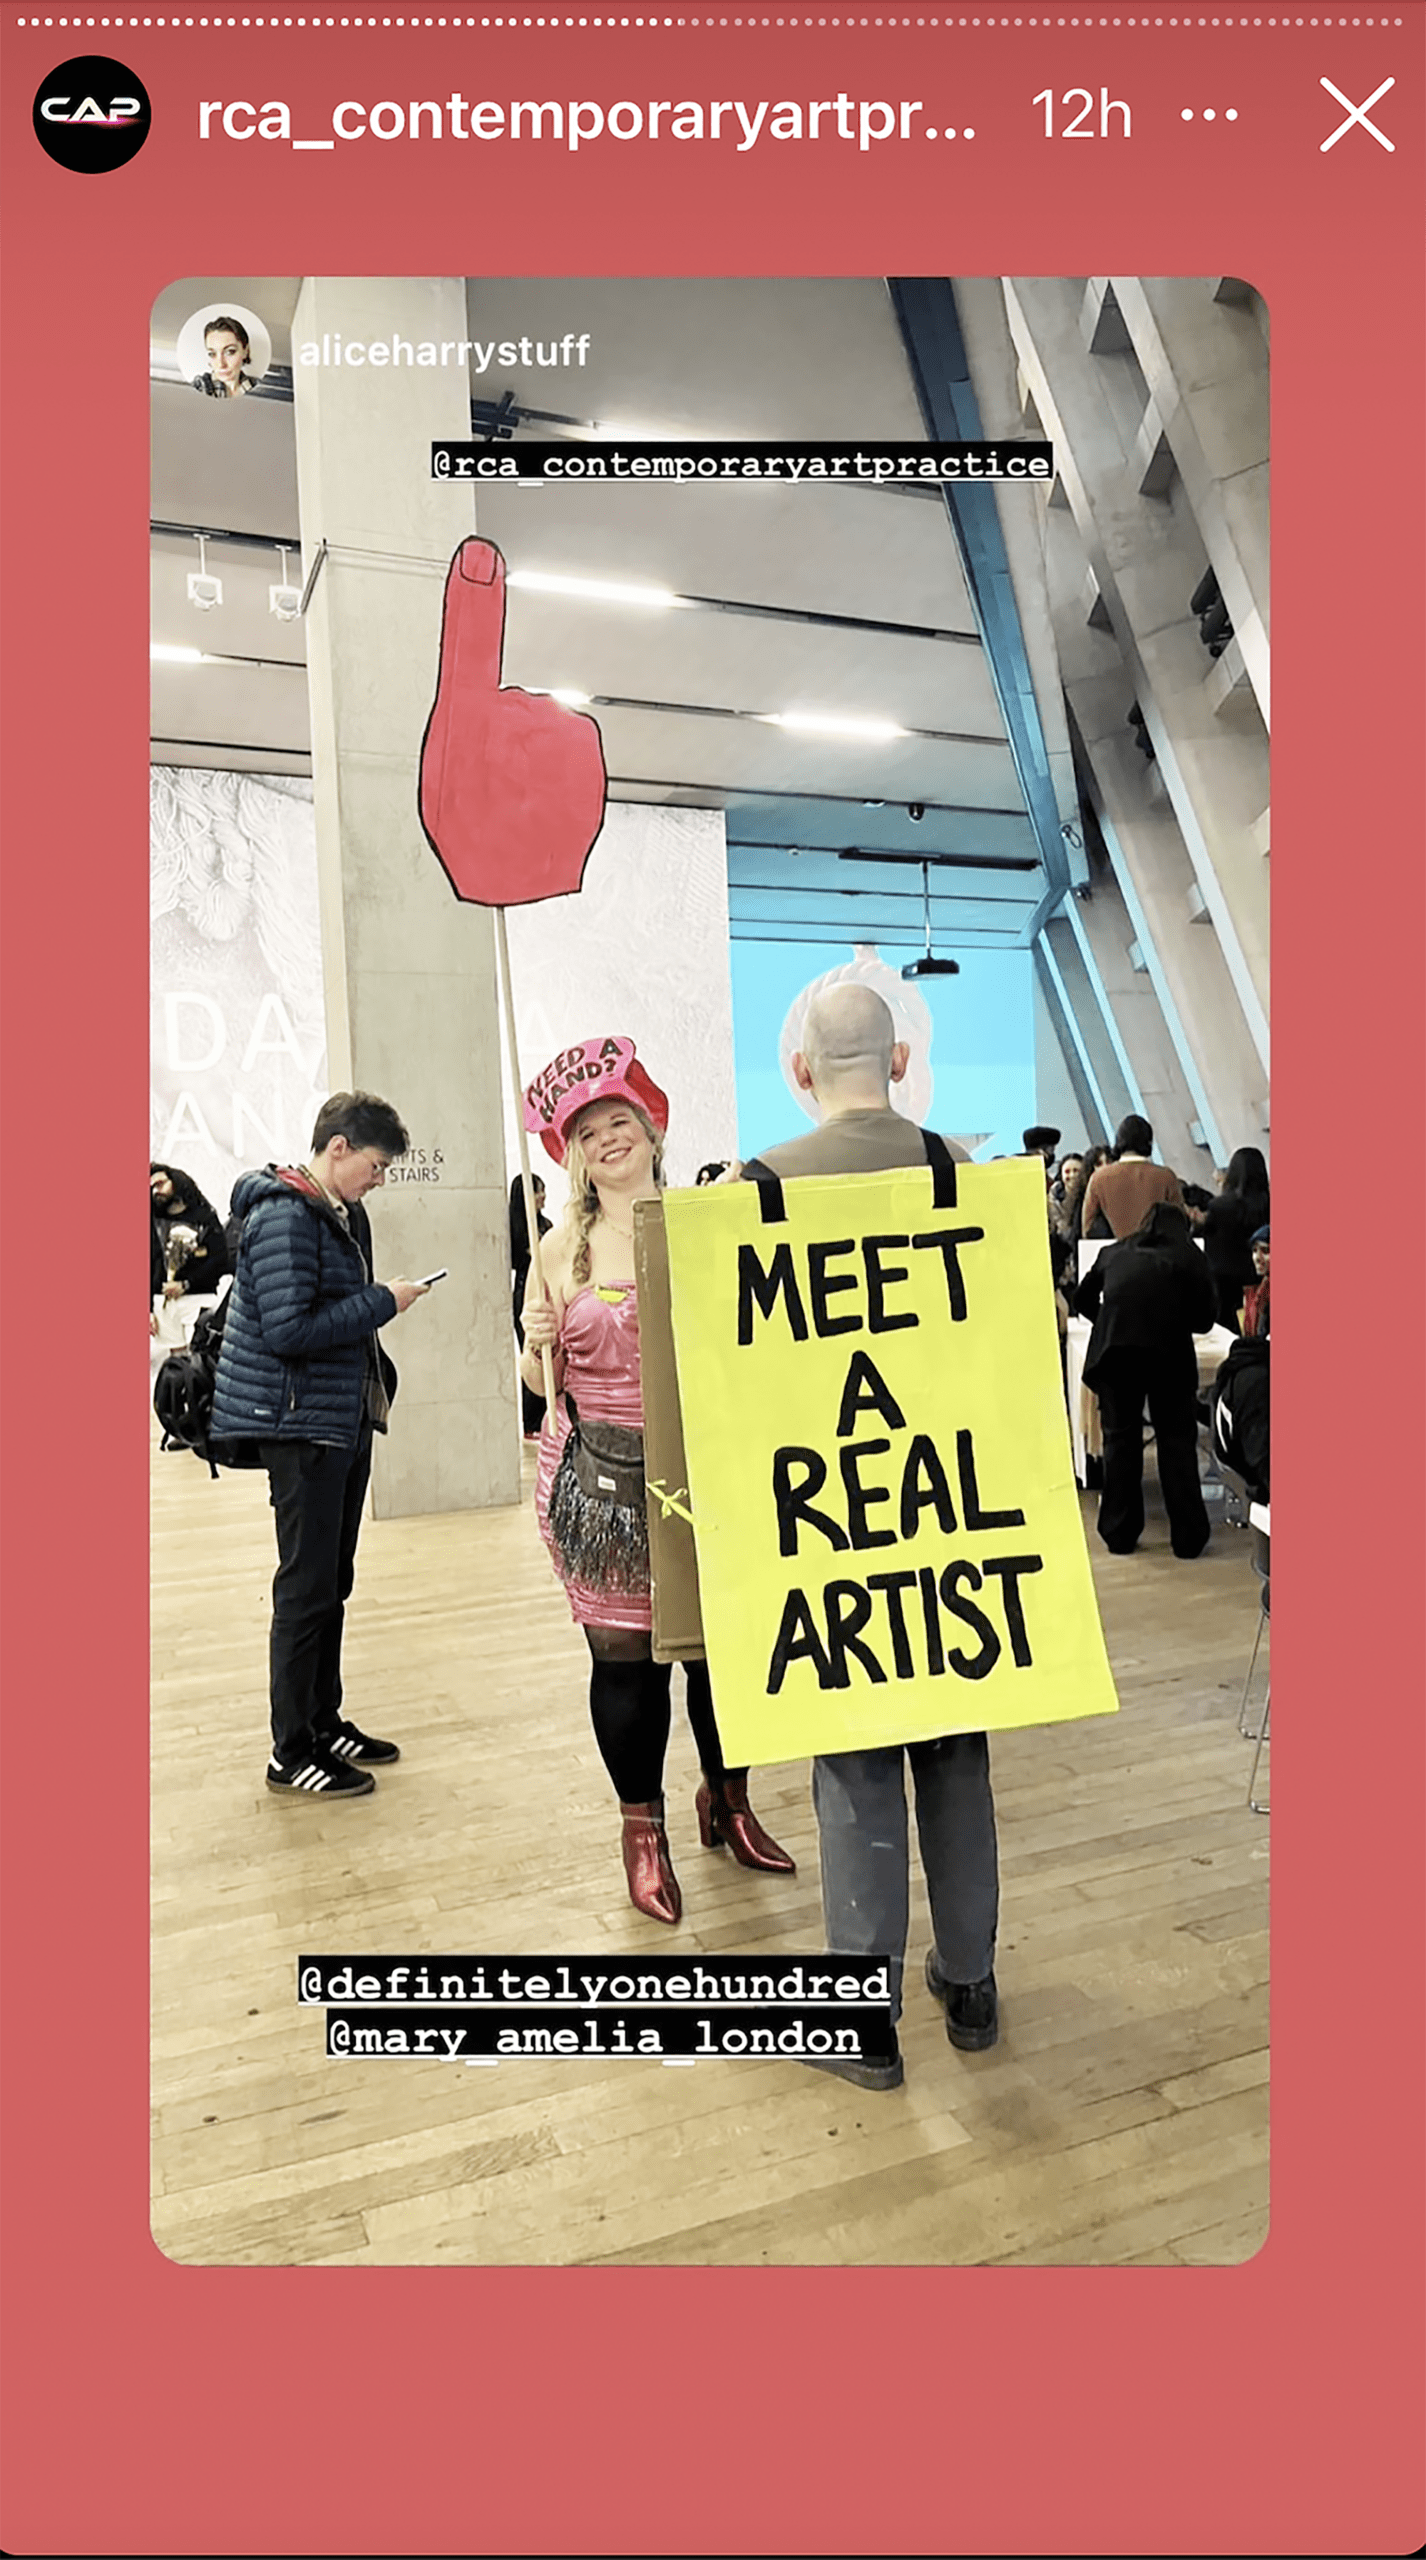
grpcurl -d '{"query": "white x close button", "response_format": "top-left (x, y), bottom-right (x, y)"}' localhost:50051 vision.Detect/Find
top-left (1320, 76), bottom-right (1396, 153)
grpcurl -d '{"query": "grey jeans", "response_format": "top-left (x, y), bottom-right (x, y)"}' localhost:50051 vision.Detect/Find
top-left (813, 1734), bottom-right (999, 2020)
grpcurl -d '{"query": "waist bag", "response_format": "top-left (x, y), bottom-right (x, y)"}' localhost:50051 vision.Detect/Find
top-left (547, 1394), bottom-right (650, 1595)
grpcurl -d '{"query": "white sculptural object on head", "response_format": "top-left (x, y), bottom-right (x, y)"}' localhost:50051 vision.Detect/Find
top-left (779, 944), bottom-right (935, 1124)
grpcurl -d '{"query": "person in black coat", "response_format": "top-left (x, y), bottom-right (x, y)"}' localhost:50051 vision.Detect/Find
top-left (150, 1162), bottom-right (230, 1303)
top-left (1075, 1199), bottom-right (1218, 1559)
top-left (1193, 1146), bottom-right (1270, 1333)
top-left (1210, 1334), bottom-right (1270, 1504)
top-left (210, 1094), bottom-right (432, 1796)
top-left (509, 1172), bottom-right (552, 1437)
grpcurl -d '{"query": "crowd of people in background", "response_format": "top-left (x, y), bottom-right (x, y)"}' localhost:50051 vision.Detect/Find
top-left (1024, 1117), bottom-right (1270, 1339)
top-left (1021, 1115), bottom-right (1270, 1559)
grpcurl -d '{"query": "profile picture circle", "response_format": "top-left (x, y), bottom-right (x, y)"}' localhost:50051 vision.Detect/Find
top-left (33, 56), bottom-right (151, 173)
top-left (177, 304), bottom-right (273, 402)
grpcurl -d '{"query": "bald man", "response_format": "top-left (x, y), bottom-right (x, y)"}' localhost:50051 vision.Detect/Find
top-left (746, 983), bottom-right (952, 1178)
top-left (738, 985), bottom-right (999, 2089)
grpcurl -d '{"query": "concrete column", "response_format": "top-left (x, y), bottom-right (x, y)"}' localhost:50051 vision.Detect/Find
top-left (1072, 664), bottom-right (1268, 1163)
top-left (1003, 277), bottom-right (1269, 1074)
top-left (293, 277), bottom-right (519, 1517)
top-left (1042, 913), bottom-right (1135, 1137)
top-left (1032, 961), bottom-right (1102, 1145)
top-left (1020, 461), bottom-right (1263, 1166)
top-left (1110, 275), bottom-right (1269, 715)
top-left (1059, 871), bottom-right (1219, 1183)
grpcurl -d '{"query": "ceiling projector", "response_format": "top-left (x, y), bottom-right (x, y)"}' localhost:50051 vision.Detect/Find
top-left (902, 858), bottom-right (960, 977)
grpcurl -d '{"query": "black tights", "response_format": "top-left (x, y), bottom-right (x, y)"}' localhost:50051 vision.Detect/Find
top-left (584, 1630), bottom-right (747, 1805)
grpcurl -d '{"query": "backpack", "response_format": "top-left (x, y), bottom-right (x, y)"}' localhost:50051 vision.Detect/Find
top-left (153, 1293), bottom-right (257, 1477)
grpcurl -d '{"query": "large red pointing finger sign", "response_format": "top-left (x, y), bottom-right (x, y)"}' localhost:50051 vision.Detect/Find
top-left (419, 537), bottom-right (607, 907)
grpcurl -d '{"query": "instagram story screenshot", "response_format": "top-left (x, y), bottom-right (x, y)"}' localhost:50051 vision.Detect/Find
top-left (1, 8), bottom-right (1422, 2555)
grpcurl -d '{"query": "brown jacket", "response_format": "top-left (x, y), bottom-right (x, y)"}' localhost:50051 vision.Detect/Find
top-left (1080, 1156), bottom-right (1185, 1239)
top-left (745, 1108), bottom-right (970, 1179)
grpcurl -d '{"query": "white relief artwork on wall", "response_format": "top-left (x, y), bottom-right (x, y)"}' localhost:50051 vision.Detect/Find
top-left (150, 767), bottom-right (327, 1220)
top-left (502, 801), bottom-right (737, 1210)
top-left (779, 942), bottom-right (936, 1125)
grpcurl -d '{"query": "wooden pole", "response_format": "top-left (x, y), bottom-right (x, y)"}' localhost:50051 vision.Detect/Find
top-left (493, 906), bottom-right (556, 1413)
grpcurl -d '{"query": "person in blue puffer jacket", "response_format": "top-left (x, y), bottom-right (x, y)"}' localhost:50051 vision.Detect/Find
top-left (212, 1091), bottom-right (433, 1799)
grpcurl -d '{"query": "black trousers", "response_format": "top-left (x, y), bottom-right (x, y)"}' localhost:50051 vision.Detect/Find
top-left (1093, 1348), bottom-right (1210, 1559)
top-left (260, 1427), bottom-right (373, 1763)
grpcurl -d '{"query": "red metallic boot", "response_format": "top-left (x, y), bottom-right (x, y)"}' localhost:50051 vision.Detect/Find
top-left (619, 1799), bottom-right (682, 1925)
top-left (695, 1775), bottom-right (796, 1875)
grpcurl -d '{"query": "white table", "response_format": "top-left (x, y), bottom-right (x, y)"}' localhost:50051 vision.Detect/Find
top-left (1065, 1318), bottom-right (1238, 1488)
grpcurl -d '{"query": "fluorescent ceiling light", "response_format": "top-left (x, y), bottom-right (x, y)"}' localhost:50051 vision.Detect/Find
top-left (760, 712), bottom-right (908, 742)
top-left (151, 644), bottom-right (211, 664)
top-left (541, 687), bottom-right (592, 707)
top-left (506, 569), bottom-right (688, 610)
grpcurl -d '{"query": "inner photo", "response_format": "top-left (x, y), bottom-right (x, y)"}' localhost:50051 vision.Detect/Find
top-left (149, 273), bottom-right (1270, 2269)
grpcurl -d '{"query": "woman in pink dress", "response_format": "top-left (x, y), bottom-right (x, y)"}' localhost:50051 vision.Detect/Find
top-left (520, 1038), bottom-right (793, 1925)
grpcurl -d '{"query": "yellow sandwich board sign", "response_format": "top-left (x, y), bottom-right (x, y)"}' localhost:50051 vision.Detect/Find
top-left (663, 1154), bottom-right (1118, 1764)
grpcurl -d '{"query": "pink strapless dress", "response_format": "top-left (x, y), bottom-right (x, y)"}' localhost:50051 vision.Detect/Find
top-left (534, 1285), bottom-right (649, 1631)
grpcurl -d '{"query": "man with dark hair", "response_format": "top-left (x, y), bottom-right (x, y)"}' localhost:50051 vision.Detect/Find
top-left (150, 1161), bottom-right (230, 1305)
top-left (738, 985), bottom-right (997, 2090)
top-left (1079, 1113), bottom-right (1186, 1239)
top-left (211, 1092), bottom-right (432, 1797)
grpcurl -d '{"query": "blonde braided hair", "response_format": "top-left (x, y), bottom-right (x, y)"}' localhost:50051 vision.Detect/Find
top-left (561, 1104), bottom-right (666, 1286)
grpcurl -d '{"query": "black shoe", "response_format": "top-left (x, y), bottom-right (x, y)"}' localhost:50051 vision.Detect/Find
top-left (328, 1719), bottom-right (401, 1765)
top-left (798, 2030), bottom-right (904, 2092)
top-left (266, 1750), bottom-right (376, 1798)
top-left (925, 1951), bottom-right (998, 2051)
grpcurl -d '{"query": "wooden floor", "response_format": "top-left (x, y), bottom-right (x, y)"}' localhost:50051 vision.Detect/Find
top-left (151, 1416), bottom-right (1269, 2267)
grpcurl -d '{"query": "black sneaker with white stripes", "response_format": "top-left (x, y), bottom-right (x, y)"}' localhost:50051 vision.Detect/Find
top-left (327, 1719), bottom-right (401, 1766)
top-left (266, 1750), bottom-right (376, 1798)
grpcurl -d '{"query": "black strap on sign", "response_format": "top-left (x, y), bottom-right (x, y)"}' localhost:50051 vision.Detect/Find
top-left (740, 1128), bottom-right (957, 1222)
top-left (739, 1156), bottom-right (786, 1225)
top-left (921, 1127), bottom-right (959, 1210)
